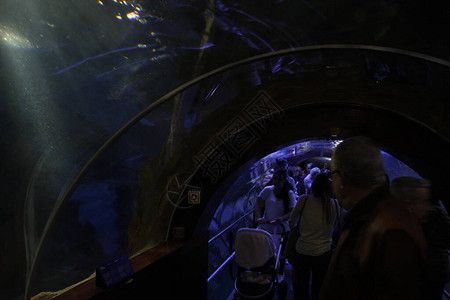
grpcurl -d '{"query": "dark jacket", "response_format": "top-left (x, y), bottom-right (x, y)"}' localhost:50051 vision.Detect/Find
top-left (422, 205), bottom-right (450, 299)
top-left (320, 187), bottom-right (427, 300)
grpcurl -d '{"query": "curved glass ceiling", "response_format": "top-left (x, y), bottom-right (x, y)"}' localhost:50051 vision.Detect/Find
top-left (1, 1), bottom-right (450, 299)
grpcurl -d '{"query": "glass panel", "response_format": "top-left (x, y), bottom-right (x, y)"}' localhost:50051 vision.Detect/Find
top-left (207, 170), bottom-right (257, 299)
top-left (8, 42), bottom-right (449, 299)
top-left (29, 101), bottom-right (173, 295)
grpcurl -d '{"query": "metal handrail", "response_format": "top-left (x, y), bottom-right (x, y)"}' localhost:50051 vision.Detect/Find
top-left (208, 182), bottom-right (260, 244)
top-left (207, 252), bottom-right (236, 282)
top-left (208, 208), bottom-right (255, 244)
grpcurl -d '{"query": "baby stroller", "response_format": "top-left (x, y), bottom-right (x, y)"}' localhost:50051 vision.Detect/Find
top-left (234, 225), bottom-right (288, 299)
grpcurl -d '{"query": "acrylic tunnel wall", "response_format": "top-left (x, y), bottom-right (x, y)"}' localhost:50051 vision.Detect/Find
top-left (17, 47), bottom-right (449, 299)
top-left (1, 1), bottom-right (450, 299)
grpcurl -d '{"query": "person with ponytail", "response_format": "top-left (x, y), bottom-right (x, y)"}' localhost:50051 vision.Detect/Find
top-left (289, 173), bottom-right (340, 300)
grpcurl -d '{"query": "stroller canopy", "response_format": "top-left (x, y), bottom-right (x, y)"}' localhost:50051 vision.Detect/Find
top-left (235, 228), bottom-right (276, 270)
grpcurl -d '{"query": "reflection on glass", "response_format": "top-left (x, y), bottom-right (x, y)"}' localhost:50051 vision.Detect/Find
top-left (0, 26), bottom-right (34, 49)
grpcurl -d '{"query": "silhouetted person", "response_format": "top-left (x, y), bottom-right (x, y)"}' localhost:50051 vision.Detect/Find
top-left (276, 158), bottom-right (297, 195)
top-left (391, 177), bottom-right (450, 300)
top-left (265, 158), bottom-right (297, 194)
top-left (320, 137), bottom-right (426, 300)
top-left (304, 166), bottom-right (321, 194)
top-left (290, 164), bottom-right (306, 196)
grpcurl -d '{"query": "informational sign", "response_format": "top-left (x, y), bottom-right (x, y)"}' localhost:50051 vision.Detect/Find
top-left (96, 256), bottom-right (133, 289)
top-left (188, 189), bottom-right (201, 205)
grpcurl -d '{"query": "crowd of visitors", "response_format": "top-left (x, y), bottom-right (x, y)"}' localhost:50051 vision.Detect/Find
top-left (251, 136), bottom-right (449, 300)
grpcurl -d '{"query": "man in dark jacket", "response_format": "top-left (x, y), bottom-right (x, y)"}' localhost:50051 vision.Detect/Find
top-left (391, 177), bottom-right (450, 300)
top-left (320, 137), bottom-right (426, 300)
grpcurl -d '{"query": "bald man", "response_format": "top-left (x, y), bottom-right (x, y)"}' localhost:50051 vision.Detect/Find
top-left (320, 137), bottom-right (426, 300)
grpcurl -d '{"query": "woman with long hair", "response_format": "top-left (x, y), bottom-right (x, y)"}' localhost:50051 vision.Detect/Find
top-left (289, 172), bottom-right (340, 300)
top-left (255, 168), bottom-right (297, 235)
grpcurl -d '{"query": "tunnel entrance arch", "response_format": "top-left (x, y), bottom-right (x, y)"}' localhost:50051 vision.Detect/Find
top-left (180, 102), bottom-right (450, 239)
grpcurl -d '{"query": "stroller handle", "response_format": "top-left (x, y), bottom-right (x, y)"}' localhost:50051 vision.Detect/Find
top-left (265, 219), bottom-right (289, 235)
